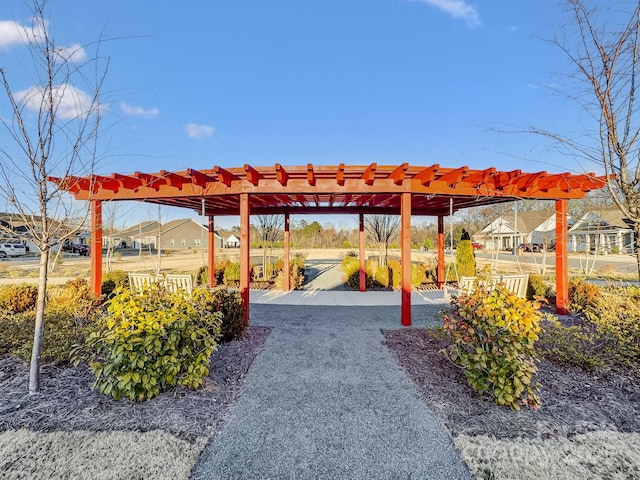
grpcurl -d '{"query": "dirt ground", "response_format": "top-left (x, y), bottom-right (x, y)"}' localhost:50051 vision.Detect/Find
top-left (0, 327), bottom-right (271, 442)
top-left (383, 327), bottom-right (640, 440)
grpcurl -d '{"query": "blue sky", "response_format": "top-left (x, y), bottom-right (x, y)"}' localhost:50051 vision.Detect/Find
top-left (0, 1), bottom-right (598, 228)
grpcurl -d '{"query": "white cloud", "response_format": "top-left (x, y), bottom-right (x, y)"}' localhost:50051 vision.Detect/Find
top-left (120, 102), bottom-right (160, 118)
top-left (0, 20), bottom-right (31, 48)
top-left (16, 83), bottom-right (100, 120)
top-left (56, 43), bottom-right (87, 63)
top-left (410, 0), bottom-right (482, 27)
top-left (184, 123), bottom-right (214, 140)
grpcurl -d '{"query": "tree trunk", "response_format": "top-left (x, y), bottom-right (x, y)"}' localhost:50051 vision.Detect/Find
top-left (29, 248), bottom-right (49, 394)
top-left (378, 242), bottom-right (385, 267)
top-left (635, 222), bottom-right (640, 282)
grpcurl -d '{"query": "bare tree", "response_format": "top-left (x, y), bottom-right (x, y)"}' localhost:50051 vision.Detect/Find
top-left (365, 214), bottom-right (400, 266)
top-left (0, 0), bottom-right (107, 393)
top-left (533, 0), bottom-right (640, 279)
top-left (253, 214), bottom-right (284, 278)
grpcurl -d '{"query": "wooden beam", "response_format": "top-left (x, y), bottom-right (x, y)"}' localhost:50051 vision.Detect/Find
top-left (414, 164), bottom-right (440, 185)
top-left (388, 162), bottom-right (408, 185)
top-left (401, 192), bottom-right (412, 326)
top-left (307, 163), bottom-right (316, 186)
top-left (359, 213), bottom-right (366, 292)
top-left (437, 166), bottom-right (468, 186)
top-left (214, 166), bottom-right (239, 187)
top-left (160, 170), bottom-right (187, 189)
top-left (362, 163), bottom-right (377, 185)
top-left (240, 193), bottom-right (250, 326)
top-left (135, 172), bottom-right (164, 191)
top-left (90, 200), bottom-right (102, 297)
top-left (244, 164), bottom-right (264, 186)
top-left (555, 199), bottom-right (569, 315)
top-left (187, 168), bottom-right (212, 188)
top-left (208, 216), bottom-right (216, 286)
top-left (336, 163), bottom-right (345, 186)
top-left (275, 163), bottom-right (289, 186)
top-left (284, 213), bottom-right (290, 291)
top-left (437, 216), bottom-right (445, 288)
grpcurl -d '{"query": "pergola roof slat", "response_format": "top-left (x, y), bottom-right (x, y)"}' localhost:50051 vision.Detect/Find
top-left (49, 163), bottom-right (609, 218)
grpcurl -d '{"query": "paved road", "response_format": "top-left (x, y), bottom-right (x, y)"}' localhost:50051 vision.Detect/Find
top-left (191, 304), bottom-right (472, 480)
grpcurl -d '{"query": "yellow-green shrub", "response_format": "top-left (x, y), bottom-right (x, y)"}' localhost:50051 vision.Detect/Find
top-left (82, 284), bottom-right (222, 401)
top-left (196, 287), bottom-right (246, 343)
top-left (388, 260), bottom-right (402, 289)
top-left (0, 284), bottom-right (38, 313)
top-left (568, 277), bottom-right (601, 314)
top-left (456, 240), bottom-right (476, 277)
top-left (526, 274), bottom-right (552, 301)
top-left (540, 286), bottom-right (640, 375)
top-left (439, 276), bottom-right (543, 410)
top-left (102, 270), bottom-right (130, 299)
top-left (223, 262), bottom-right (240, 285)
top-left (342, 256), bottom-right (360, 289)
top-left (411, 263), bottom-right (427, 287)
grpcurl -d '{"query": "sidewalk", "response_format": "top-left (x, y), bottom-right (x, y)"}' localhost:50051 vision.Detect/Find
top-left (191, 303), bottom-right (472, 480)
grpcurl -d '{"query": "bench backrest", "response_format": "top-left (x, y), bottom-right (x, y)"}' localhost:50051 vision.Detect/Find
top-left (128, 273), bottom-right (193, 294)
top-left (456, 274), bottom-right (529, 298)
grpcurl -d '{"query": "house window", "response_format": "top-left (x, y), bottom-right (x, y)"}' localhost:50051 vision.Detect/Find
top-left (194, 239), bottom-right (201, 247)
top-left (181, 239), bottom-right (186, 247)
top-left (169, 239), bottom-right (175, 247)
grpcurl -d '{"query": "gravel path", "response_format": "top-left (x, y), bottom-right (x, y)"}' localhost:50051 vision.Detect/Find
top-left (191, 304), bottom-right (473, 480)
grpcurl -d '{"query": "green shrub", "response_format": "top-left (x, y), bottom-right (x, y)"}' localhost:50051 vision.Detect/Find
top-left (0, 283), bottom-right (39, 313)
top-left (411, 263), bottom-right (427, 287)
top-left (526, 274), bottom-right (551, 301)
top-left (374, 264), bottom-right (390, 289)
top-left (542, 286), bottom-right (640, 375)
top-left (274, 258), bottom-right (285, 271)
top-left (342, 256), bottom-right (361, 289)
top-left (455, 240), bottom-right (476, 278)
top-left (196, 287), bottom-right (246, 343)
top-left (439, 274), bottom-right (543, 410)
top-left (0, 311), bottom-right (34, 358)
top-left (102, 270), bottom-right (130, 299)
top-left (388, 260), bottom-right (402, 289)
top-left (223, 262), bottom-right (241, 285)
top-left (568, 278), bottom-right (601, 314)
top-left (82, 284), bottom-right (222, 401)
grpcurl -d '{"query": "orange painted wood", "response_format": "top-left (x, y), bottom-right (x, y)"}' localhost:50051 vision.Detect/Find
top-left (307, 163), bottom-right (316, 186)
top-left (437, 216), bottom-right (445, 288)
top-left (401, 192), bottom-right (411, 327)
top-left (240, 193), bottom-right (250, 325)
top-left (555, 199), bottom-right (569, 315)
top-left (359, 214), bottom-right (366, 292)
top-left (362, 163), bottom-right (377, 185)
top-left (284, 213), bottom-right (291, 291)
top-left (275, 163), bottom-right (289, 186)
top-left (388, 163), bottom-right (408, 185)
top-left (90, 200), bottom-right (102, 297)
top-left (244, 164), bottom-right (264, 186)
top-left (208, 216), bottom-right (216, 286)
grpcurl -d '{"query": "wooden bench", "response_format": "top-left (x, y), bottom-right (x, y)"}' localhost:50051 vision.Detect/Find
top-left (449, 274), bottom-right (529, 299)
top-left (129, 273), bottom-right (193, 294)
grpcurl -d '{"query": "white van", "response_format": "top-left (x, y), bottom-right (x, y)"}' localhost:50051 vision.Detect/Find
top-left (0, 242), bottom-right (27, 258)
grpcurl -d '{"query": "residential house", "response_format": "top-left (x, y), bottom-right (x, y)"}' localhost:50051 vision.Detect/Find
top-left (102, 221), bottom-right (160, 250)
top-left (103, 219), bottom-right (224, 251)
top-left (568, 208), bottom-right (635, 254)
top-left (473, 210), bottom-right (563, 251)
top-left (158, 218), bottom-right (223, 250)
top-left (225, 234), bottom-right (240, 248)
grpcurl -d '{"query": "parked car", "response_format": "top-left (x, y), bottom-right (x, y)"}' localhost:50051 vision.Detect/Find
top-left (471, 242), bottom-right (483, 250)
top-left (0, 242), bottom-right (27, 258)
top-left (519, 243), bottom-right (544, 252)
top-left (61, 243), bottom-right (90, 256)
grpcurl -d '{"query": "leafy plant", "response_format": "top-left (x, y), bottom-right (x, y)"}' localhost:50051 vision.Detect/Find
top-left (223, 262), bottom-right (241, 285)
top-left (81, 283), bottom-right (222, 401)
top-left (196, 287), bottom-right (246, 342)
top-left (568, 278), bottom-right (601, 314)
top-left (102, 270), bottom-right (130, 299)
top-left (526, 274), bottom-right (551, 301)
top-left (456, 240), bottom-right (476, 278)
top-left (439, 273), bottom-right (543, 410)
top-left (0, 283), bottom-right (39, 313)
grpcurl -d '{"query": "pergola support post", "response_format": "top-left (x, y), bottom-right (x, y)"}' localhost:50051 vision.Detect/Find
top-left (437, 215), bottom-right (445, 288)
top-left (555, 199), bottom-right (569, 315)
top-left (359, 213), bottom-right (366, 292)
top-left (284, 213), bottom-right (290, 291)
top-left (401, 193), bottom-right (412, 326)
top-left (240, 193), bottom-right (250, 325)
top-left (90, 200), bottom-right (103, 298)
top-left (208, 215), bottom-right (216, 287)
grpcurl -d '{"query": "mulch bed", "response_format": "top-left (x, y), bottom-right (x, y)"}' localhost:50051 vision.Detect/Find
top-left (383, 327), bottom-right (640, 439)
top-left (0, 326), bottom-right (271, 443)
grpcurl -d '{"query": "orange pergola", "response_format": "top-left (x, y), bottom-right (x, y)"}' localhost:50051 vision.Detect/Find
top-left (50, 163), bottom-right (608, 326)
